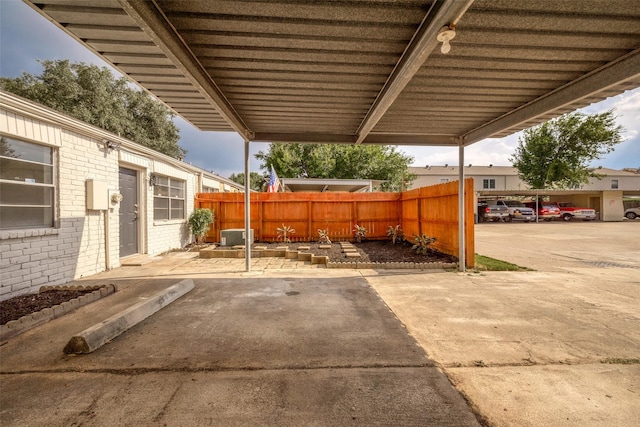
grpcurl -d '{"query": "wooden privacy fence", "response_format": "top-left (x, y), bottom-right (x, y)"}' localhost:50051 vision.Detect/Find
top-left (195, 179), bottom-right (474, 266)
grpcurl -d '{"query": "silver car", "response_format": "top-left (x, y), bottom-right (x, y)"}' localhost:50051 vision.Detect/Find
top-left (498, 200), bottom-right (535, 222)
top-left (624, 207), bottom-right (640, 220)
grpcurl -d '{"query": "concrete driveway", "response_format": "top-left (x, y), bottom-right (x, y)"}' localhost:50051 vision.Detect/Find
top-left (0, 260), bottom-right (480, 426)
top-left (367, 221), bottom-right (640, 426)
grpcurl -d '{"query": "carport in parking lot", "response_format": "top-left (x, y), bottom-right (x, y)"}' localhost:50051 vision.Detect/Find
top-left (24, 0), bottom-right (640, 271)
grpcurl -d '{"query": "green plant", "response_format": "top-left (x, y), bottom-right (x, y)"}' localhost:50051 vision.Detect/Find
top-left (412, 234), bottom-right (436, 255)
top-left (188, 208), bottom-right (214, 244)
top-left (277, 224), bottom-right (295, 243)
top-left (318, 228), bottom-right (331, 244)
top-left (353, 224), bottom-right (367, 243)
top-left (386, 225), bottom-right (403, 244)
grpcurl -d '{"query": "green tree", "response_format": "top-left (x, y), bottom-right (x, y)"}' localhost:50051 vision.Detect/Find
top-left (255, 144), bottom-right (415, 191)
top-left (229, 172), bottom-right (266, 192)
top-left (510, 111), bottom-right (623, 189)
top-left (0, 60), bottom-right (185, 159)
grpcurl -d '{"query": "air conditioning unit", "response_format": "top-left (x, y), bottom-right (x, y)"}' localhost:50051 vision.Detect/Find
top-left (220, 229), bottom-right (254, 246)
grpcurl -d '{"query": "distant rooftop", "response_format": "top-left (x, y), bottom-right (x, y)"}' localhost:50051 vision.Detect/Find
top-left (409, 165), bottom-right (640, 176)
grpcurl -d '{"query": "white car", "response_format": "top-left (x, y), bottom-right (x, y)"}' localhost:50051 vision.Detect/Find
top-left (624, 207), bottom-right (640, 220)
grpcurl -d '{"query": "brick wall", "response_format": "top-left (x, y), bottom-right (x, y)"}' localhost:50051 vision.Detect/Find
top-left (0, 97), bottom-right (211, 301)
top-left (0, 114), bottom-right (121, 300)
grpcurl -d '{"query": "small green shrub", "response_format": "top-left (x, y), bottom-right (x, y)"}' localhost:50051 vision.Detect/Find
top-left (188, 208), bottom-right (214, 244)
top-left (412, 234), bottom-right (436, 255)
top-left (386, 225), bottom-right (403, 245)
top-left (277, 224), bottom-right (295, 243)
top-left (353, 224), bottom-right (367, 243)
top-left (318, 228), bottom-right (331, 244)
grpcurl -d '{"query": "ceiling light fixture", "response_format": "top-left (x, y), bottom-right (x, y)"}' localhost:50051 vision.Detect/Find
top-left (437, 26), bottom-right (456, 54)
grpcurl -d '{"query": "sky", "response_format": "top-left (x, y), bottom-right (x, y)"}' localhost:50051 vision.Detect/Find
top-left (1, 0), bottom-right (638, 178)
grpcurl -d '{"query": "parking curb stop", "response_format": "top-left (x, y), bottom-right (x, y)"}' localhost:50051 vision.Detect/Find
top-left (63, 279), bottom-right (195, 354)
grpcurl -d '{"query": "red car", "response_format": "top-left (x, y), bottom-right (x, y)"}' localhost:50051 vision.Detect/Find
top-left (523, 201), bottom-right (561, 221)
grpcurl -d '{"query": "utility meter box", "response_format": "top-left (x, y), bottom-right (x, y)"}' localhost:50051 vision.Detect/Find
top-left (86, 179), bottom-right (109, 210)
top-left (220, 229), bottom-right (254, 246)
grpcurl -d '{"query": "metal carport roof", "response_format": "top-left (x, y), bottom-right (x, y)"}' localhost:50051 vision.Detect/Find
top-left (25, 0), bottom-right (640, 147)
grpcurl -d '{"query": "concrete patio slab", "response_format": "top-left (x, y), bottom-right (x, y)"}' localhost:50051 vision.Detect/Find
top-left (0, 266), bottom-right (480, 426)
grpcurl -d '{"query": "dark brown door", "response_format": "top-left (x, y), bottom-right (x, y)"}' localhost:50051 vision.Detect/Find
top-left (119, 167), bottom-right (138, 257)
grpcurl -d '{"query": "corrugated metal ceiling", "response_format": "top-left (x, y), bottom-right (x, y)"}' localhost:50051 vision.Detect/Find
top-left (25, 0), bottom-right (640, 147)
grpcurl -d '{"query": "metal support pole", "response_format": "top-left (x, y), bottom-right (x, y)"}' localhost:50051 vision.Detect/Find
top-left (244, 139), bottom-right (251, 272)
top-left (458, 144), bottom-right (466, 272)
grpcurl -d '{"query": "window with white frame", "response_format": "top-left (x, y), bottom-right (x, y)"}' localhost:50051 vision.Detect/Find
top-left (202, 185), bottom-right (219, 193)
top-left (0, 136), bottom-right (55, 229)
top-left (153, 175), bottom-right (185, 220)
top-left (611, 179), bottom-right (619, 189)
top-left (440, 178), bottom-right (450, 183)
top-left (482, 178), bottom-right (496, 189)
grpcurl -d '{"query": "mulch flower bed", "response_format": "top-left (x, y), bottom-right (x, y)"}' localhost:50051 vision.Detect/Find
top-left (1, 289), bottom-right (96, 325)
top-left (203, 239), bottom-right (457, 264)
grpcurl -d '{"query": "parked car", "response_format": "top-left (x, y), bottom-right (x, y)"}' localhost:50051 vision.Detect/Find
top-left (477, 200), bottom-right (510, 222)
top-left (552, 202), bottom-right (597, 221)
top-left (495, 200), bottom-right (535, 222)
top-left (624, 207), bottom-right (640, 220)
top-left (523, 201), bottom-right (561, 221)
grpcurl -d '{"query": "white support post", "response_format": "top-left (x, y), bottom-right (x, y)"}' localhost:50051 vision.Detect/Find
top-left (458, 144), bottom-right (466, 272)
top-left (244, 139), bottom-right (251, 272)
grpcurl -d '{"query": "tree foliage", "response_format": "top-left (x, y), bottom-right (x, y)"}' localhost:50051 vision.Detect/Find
top-left (228, 172), bottom-right (266, 192)
top-left (255, 143), bottom-right (415, 191)
top-left (0, 60), bottom-right (185, 159)
top-left (510, 111), bottom-right (623, 189)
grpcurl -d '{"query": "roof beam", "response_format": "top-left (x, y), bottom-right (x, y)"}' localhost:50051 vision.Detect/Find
top-left (252, 132), bottom-right (460, 146)
top-left (252, 132), bottom-right (357, 144)
top-left (117, 0), bottom-right (251, 139)
top-left (463, 48), bottom-right (640, 145)
top-left (354, 0), bottom-right (475, 144)
top-left (363, 134), bottom-right (459, 146)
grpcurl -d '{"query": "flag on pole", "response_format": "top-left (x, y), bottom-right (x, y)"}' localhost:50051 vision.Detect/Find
top-left (267, 165), bottom-right (280, 192)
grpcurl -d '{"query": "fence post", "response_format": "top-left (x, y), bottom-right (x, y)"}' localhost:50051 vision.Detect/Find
top-left (417, 191), bottom-right (423, 236)
top-left (307, 200), bottom-right (312, 241)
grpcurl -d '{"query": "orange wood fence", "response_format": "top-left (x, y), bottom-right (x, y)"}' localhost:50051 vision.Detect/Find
top-left (195, 179), bottom-right (474, 267)
top-left (400, 179), bottom-right (475, 263)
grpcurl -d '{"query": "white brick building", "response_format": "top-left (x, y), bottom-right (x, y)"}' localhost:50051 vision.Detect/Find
top-left (0, 91), bottom-right (242, 301)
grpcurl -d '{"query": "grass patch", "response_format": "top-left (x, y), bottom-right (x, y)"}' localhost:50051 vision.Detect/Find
top-left (474, 254), bottom-right (533, 271)
top-left (601, 358), bottom-right (640, 365)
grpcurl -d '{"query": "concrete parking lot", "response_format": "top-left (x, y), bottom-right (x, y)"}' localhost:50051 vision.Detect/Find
top-left (367, 221), bottom-right (640, 426)
top-left (1, 222), bottom-right (638, 426)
